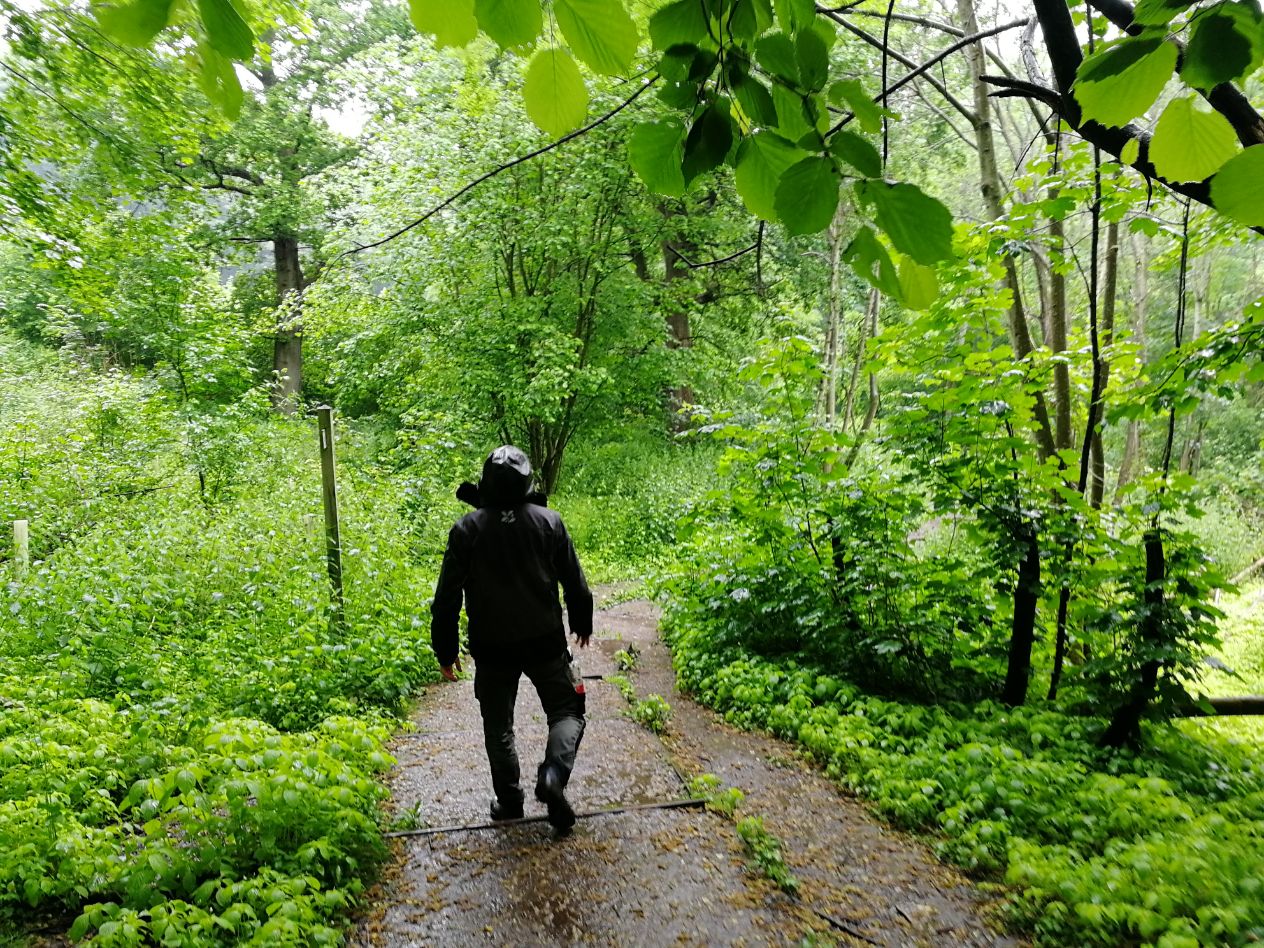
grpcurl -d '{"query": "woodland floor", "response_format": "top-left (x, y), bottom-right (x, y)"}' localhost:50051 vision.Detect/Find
top-left (351, 593), bottom-right (1024, 947)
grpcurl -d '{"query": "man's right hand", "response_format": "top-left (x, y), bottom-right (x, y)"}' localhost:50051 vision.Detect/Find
top-left (441, 656), bottom-right (463, 681)
top-left (573, 634), bottom-right (590, 650)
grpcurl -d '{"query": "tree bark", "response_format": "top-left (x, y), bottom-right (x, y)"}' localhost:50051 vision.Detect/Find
top-left (1002, 522), bottom-right (1041, 706)
top-left (822, 201), bottom-right (846, 429)
top-left (271, 235), bottom-right (305, 413)
top-left (1100, 528), bottom-right (1166, 747)
top-left (1047, 213), bottom-right (1073, 453)
top-left (959, 0), bottom-right (1057, 461)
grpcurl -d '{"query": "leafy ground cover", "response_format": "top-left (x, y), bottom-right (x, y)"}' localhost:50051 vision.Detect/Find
top-left (663, 604), bottom-right (1264, 947)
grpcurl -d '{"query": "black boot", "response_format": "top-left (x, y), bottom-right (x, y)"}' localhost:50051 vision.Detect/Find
top-left (535, 765), bottom-right (576, 831)
top-left (490, 797), bottom-right (524, 821)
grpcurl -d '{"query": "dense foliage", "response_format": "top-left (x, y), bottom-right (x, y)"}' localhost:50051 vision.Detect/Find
top-left (4, 0), bottom-right (1264, 943)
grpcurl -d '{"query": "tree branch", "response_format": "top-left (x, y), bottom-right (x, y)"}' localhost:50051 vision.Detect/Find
top-left (827, 19), bottom-right (1031, 136)
top-left (331, 78), bottom-right (658, 261)
top-left (821, 11), bottom-right (977, 124)
top-left (1083, 0), bottom-right (1264, 146)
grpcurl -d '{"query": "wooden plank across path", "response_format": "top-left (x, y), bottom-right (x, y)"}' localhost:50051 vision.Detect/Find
top-left (352, 596), bottom-right (1021, 947)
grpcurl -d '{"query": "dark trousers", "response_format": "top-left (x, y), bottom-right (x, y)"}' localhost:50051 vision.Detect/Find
top-left (474, 652), bottom-right (586, 805)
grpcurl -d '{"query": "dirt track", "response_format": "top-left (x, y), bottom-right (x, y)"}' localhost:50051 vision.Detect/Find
top-left (352, 597), bottom-right (1020, 947)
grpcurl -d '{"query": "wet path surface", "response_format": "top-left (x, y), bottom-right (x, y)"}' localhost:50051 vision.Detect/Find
top-left (353, 597), bottom-right (1019, 946)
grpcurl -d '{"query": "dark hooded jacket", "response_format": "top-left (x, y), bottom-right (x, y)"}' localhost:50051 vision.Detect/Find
top-left (430, 446), bottom-right (593, 667)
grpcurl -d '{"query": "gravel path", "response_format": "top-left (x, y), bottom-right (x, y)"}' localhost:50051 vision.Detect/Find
top-left (352, 596), bottom-right (1019, 946)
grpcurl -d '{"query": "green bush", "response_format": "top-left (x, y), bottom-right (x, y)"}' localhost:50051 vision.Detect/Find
top-left (665, 619), bottom-right (1264, 946)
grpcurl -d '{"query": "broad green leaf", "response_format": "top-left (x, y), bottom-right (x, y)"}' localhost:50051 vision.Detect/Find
top-left (795, 29), bottom-right (828, 92)
top-left (774, 156), bottom-right (840, 234)
top-left (409, 0), bottom-right (478, 47)
top-left (1180, 4), bottom-right (1262, 91)
top-left (95, 0), bottom-right (177, 46)
top-left (1150, 97), bottom-right (1238, 182)
top-left (683, 99), bottom-right (735, 183)
top-left (1121, 138), bottom-right (1141, 165)
top-left (734, 131), bottom-right (807, 220)
top-left (197, 44), bottom-right (243, 118)
top-left (897, 255), bottom-right (938, 310)
top-left (1073, 38), bottom-right (1176, 127)
top-left (856, 180), bottom-right (955, 265)
top-left (629, 119), bottom-right (687, 197)
top-left (771, 83), bottom-right (812, 140)
top-left (730, 0), bottom-right (774, 41)
top-left (474, 0), bottom-right (543, 48)
top-left (649, 0), bottom-right (709, 49)
top-left (755, 33), bottom-right (799, 85)
top-left (1210, 145), bottom-right (1264, 227)
top-left (773, 0), bottom-right (814, 32)
top-left (830, 79), bottom-right (883, 134)
top-left (1132, 0), bottom-right (1191, 24)
top-left (828, 130), bottom-right (881, 178)
top-left (843, 226), bottom-right (900, 297)
top-left (523, 49), bottom-right (589, 136)
top-left (197, 0), bottom-right (254, 60)
top-left (658, 80), bottom-right (698, 108)
top-left (732, 74), bottom-right (778, 128)
top-left (555, 0), bottom-right (638, 76)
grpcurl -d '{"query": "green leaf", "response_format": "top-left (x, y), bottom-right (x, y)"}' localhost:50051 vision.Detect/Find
top-left (523, 49), bottom-right (589, 136)
top-left (732, 74), bottom-right (778, 128)
top-left (198, 44), bottom-right (243, 118)
top-left (830, 79), bottom-right (883, 134)
top-left (409, 0), bottom-right (478, 47)
top-left (649, 0), bottom-right (709, 50)
top-left (683, 99), bottom-right (735, 183)
top-left (1210, 145), bottom-right (1264, 227)
top-left (773, 0), bottom-right (814, 32)
top-left (1132, 0), bottom-right (1191, 24)
top-left (755, 33), bottom-right (799, 86)
top-left (554, 0), bottom-right (638, 76)
top-left (896, 255), bottom-right (938, 310)
top-left (1180, 3), bottom-right (1262, 91)
top-left (774, 156), bottom-right (840, 234)
top-left (828, 130), bottom-right (881, 177)
top-left (629, 119), bottom-right (687, 197)
top-left (795, 28), bottom-right (828, 92)
top-left (843, 226), bottom-right (900, 296)
top-left (730, 0), bottom-right (774, 41)
top-left (1121, 138), bottom-right (1141, 165)
top-left (197, 0), bottom-right (253, 60)
top-left (95, 0), bottom-right (176, 46)
top-left (735, 131), bottom-right (807, 221)
top-left (856, 180), bottom-right (955, 265)
top-left (1150, 97), bottom-right (1239, 183)
top-left (474, 0), bottom-right (543, 48)
top-left (771, 84), bottom-right (812, 140)
top-left (1073, 38), bottom-right (1177, 127)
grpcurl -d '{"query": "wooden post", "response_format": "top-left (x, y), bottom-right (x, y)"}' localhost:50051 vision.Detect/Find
top-left (316, 407), bottom-right (345, 631)
top-left (13, 520), bottom-right (29, 576)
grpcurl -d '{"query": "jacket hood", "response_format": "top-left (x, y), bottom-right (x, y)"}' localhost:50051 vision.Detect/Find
top-left (476, 445), bottom-right (533, 508)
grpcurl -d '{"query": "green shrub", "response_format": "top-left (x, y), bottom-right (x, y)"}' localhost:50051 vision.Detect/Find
top-left (665, 619), bottom-right (1264, 946)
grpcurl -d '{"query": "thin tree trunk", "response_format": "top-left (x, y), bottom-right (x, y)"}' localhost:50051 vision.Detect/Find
top-left (958, 0), bottom-right (1057, 461)
top-left (1115, 234), bottom-right (1150, 500)
top-left (842, 289), bottom-right (879, 431)
top-left (271, 235), bottom-right (304, 413)
top-left (822, 201), bottom-right (846, 428)
top-left (1048, 213), bottom-right (1072, 452)
top-left (1090, 219), bottom-right (1120, 508)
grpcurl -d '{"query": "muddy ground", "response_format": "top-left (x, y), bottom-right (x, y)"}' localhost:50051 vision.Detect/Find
top-left (352, 597), bottom-right (1021, 947)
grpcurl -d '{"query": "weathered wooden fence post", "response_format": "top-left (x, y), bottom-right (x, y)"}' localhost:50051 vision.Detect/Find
top-left (13, 520), bottom-right (29, 576)
top-left (316, 406), bottom-right (345, 632)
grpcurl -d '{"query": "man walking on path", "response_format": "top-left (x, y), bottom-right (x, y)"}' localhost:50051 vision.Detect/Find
top-left (431, 445), bottom-right (593, 831)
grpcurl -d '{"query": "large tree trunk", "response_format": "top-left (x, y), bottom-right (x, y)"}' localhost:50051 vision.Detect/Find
top-left (1047, 213), bottom-right (1073, 453)
top-left (272, 235), bottom-right (305, 413)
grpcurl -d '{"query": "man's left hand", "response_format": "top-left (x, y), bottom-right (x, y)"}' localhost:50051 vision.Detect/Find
top-left (441, 656), bottom-right (463, 681)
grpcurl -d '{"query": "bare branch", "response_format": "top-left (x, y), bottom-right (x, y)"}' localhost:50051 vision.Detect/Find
top-left (330, 78), bottom-right (658, 262)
